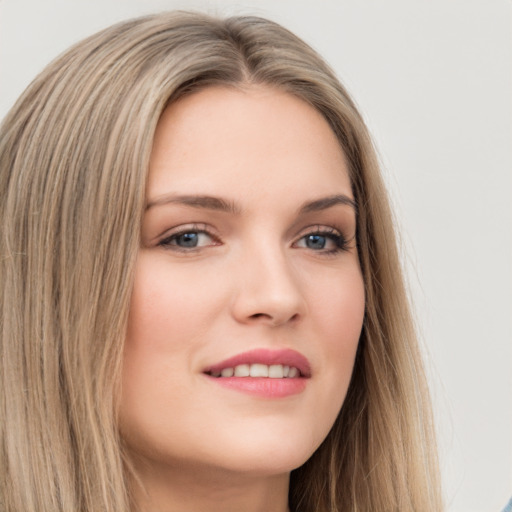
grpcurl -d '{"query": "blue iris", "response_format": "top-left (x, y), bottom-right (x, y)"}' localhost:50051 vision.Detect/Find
top-left (175, 232), bottom-right (199, 247)
top-left (305, 234), bottom-right (327, 250)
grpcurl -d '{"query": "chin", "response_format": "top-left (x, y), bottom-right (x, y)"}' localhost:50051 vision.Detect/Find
top-left (198, 423), bottom-right (326, 476)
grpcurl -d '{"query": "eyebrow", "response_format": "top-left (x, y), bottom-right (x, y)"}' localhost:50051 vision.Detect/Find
top-left (145, 193), bottom-right (356, 215)
top-left (298, 194), bottom-right (357, 214)
top-left (145, 194), bottom-right (241, 214)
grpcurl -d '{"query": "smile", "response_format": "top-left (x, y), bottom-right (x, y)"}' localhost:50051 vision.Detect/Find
top-left (207, 363), bottom-right (301, 378)
top-left (203, 348), bottom-right (310, 398)
top-left (203, 348), bottom-right (311, 378)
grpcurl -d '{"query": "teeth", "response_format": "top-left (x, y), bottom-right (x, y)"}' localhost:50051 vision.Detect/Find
top-left (250, 363), bottom-right (268, 377)
top-left (220, 368), bottom-right (234, 377)
top-left (211, 364), bottom-right (300, 378)
top-left (234, 364), bottom-right (250, 377)
top-left (268, 364), bottom-right (284, 378)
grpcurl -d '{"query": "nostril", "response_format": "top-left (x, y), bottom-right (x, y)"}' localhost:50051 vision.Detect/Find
top-left (250, 313), bottom-right (270, 320)
top-left (248, 311), bottom-right (300, 325)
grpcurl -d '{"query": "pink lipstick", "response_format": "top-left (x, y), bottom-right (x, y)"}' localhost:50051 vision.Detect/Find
top-left (203, 348), bottom-right (310, 398)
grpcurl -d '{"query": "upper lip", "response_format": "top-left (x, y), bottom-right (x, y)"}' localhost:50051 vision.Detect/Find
top-left (203, 348), bottom-right (311, 378)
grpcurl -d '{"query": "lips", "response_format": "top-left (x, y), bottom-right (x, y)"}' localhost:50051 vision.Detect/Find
top-left (203, 349), bottom-right (310, 398)
top-left (203, 348), bottom-right (311, 379)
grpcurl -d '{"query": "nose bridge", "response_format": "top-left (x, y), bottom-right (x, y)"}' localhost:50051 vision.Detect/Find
top-left (231, 232), bottom-right (305, 325)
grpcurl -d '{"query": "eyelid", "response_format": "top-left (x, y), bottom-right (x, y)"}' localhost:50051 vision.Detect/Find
top-left (293, 224), bottom-right (343, 240)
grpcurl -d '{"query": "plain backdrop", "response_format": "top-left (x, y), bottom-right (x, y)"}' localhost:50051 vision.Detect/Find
top-left (1, 1), bottom-right (510, 510)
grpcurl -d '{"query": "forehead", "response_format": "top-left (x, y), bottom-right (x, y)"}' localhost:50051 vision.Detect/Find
top-left (148, 85), bottom-right (353, 205)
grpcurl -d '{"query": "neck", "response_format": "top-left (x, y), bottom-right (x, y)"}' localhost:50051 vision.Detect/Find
top-left (129, 459), bottom-right (291, 512)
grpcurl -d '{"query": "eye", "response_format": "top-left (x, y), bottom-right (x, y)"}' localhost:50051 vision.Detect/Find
top-left (159, 226), bottom-right (218, 251)
top-left (293, 227), bottom-right (349, 254)
top-left (303, 234), bottom-right (329, 250)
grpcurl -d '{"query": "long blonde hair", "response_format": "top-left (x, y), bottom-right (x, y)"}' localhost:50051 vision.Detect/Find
top-left (0, 12), bottom-right (442, 511)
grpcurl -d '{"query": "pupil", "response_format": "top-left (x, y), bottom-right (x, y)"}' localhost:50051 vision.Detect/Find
top-left (306, 234), bottom-right (326, 249)
top-left (178, 233), bottom-right (198, 247)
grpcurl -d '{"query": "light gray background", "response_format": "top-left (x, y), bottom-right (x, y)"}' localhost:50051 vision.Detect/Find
top-left (1, 1), bottom-right (510, 510)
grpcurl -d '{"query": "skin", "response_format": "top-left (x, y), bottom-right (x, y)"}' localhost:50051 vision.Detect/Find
top-left (119, 85), bottom-right (365, 512)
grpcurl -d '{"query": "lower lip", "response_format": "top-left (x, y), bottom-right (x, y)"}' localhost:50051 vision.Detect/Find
top-left (205, 376), bottom-right (307, 398)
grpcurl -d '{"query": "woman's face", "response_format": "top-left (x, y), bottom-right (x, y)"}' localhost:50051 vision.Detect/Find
top-left (119, 86), bottom-right (365, 477)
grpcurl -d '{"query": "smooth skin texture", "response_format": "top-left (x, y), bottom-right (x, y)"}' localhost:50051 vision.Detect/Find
top-left (119, 85), bottom-right (365, 512)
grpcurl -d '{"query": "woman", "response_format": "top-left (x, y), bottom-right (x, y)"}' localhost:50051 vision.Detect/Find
top-left (0, 12), bottom-right (443, 512)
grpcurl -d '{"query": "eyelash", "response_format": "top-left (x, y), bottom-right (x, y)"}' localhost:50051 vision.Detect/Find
top-left (158, 224), bottom-right (219, 253)
top-left (293, 226), bottom-right (350, 255)
top-left (158, 224), bottom-right (351, 255)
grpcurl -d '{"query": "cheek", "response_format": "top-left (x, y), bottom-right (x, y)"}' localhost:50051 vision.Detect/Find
top-left (125, 253), bottom-right (222, 355)
top-left (127, 258), bottom-right (184, 347)
top-left (314, 267), bottom-right (365, 403)
top-left (119, 256), bottom-right (207, 447)
top-left (311, 261), bottom-right (365, 349)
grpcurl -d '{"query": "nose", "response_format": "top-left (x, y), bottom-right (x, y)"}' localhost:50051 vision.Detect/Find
top-left (230, 245), bottom-right (306, 327)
